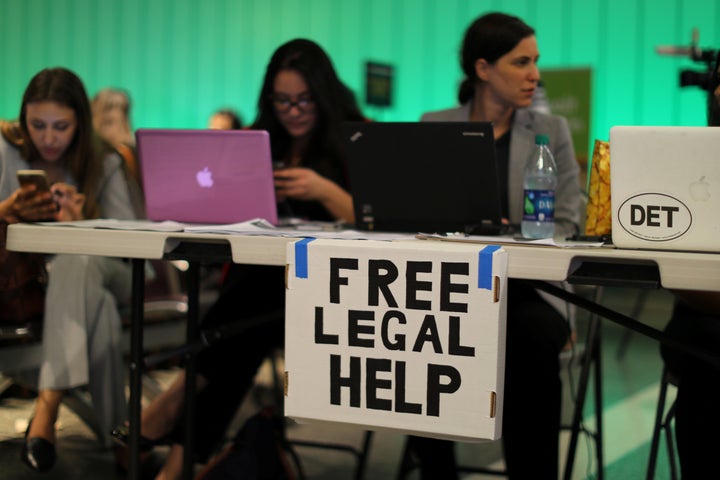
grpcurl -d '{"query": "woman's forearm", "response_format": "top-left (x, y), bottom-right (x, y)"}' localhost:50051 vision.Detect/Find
top-left (319, 180), bottom-right (355, 224)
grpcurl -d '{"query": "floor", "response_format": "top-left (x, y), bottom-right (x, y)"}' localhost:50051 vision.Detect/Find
top-left (0, 286), bottom-right (679, 479)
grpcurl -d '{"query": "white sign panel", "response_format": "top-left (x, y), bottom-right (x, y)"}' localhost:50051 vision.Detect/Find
top-left (284, 239), bottom-right (507, 441)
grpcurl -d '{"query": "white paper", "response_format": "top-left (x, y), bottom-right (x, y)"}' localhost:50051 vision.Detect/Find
top-left (183, 218), bottom-right (417, 241)
top-left (416, 233), bottom-right (604, 248)
top-left (34, 219), bottom-right (186, 232)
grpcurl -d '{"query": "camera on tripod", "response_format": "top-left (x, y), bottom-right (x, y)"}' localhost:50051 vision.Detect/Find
top-left (657, 28), bottom-right (720, 126)
top-left (679, 47), bottom-right (718, 92)
top-left (657, 28), bottom-right (719, 93)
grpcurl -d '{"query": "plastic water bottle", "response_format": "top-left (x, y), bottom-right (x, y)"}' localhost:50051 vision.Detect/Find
top-left (521, 134), bottom-right (558, 238)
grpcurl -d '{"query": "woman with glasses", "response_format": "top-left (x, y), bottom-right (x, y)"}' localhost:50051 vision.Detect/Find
top-left (112, 38), bottom-right (365, 479)
top-left (258, 38), bottom-right (361, 222)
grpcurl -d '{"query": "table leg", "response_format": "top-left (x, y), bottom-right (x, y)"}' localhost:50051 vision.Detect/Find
top-left (526, 280), bottom-right (720, 369)
top-left (129, 259), bottom-right (146, 480)
top-left (182, 262), bottom-right (200, 480)
top-left (563, 309), bottom-right (602, 480)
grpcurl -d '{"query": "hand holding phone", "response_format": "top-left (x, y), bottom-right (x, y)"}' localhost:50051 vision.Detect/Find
top-left (17, 169), bottom-right (52, 194)
top-left (51, 183), bottom-right (86, 221)
top-left (15, 169), bottom-right (58, 221)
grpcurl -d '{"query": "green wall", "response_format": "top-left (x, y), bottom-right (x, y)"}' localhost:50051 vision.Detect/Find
top-left (1, 0), bottom-right (718, 160)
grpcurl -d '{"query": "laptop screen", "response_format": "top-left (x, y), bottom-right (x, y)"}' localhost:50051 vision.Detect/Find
top-left (344, 122), bottom-right (503, 234)
top-left (610, 125), bottom-right (720, 252)
top-left (136, 129), bottom-right (278, 225)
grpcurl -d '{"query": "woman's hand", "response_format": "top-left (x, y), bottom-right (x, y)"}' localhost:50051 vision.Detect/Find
top-left (274, 167), bottom-right (331, 202)
top-left (3, 185), bottom-right (59, 222)
top-left (273, 167), bottom-right (354, 223)
top-left (51, 183), bottom-right (86, 221)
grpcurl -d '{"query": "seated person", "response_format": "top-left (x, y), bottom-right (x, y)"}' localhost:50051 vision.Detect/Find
top-left (0, 67), bottom-right (137, 472)
top-left (112, 38), bottom-right (366, 480)
top-left (91, 87), bottom-right (145, 217)
top-left (207, 108), bottom-right (243, 130)
top-left (408, 12), bottom-right (582, 479)
top-left (661, 290), bottom-right (720, 479)
top-left (660, 85), bottom-right (720, 479)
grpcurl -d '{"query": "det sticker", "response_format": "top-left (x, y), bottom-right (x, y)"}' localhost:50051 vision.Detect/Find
top-left (617, 193), bottom-right (692, 241)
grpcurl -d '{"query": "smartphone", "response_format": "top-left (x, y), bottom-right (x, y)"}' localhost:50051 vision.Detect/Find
top-left (16, 169), bottom-right (58, 221)
top-left (17, 169), bottom-right (51, 194)
top-left (273, 161), bottom-right (291, 184)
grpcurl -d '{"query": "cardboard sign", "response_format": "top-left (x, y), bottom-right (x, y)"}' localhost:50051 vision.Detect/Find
top-left (284, 239), bottom-right (507, 441)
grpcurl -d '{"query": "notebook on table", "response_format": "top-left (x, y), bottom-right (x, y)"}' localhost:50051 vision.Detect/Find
top-left (343, 121), bottom-right (505, 234)
top-left (609, 126), bottom-right (720, 252)
top-left (135, 129), bottom-right (278, 225)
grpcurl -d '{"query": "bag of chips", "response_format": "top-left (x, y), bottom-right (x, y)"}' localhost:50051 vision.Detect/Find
top-left (584, 140), bottom-right (611, 237)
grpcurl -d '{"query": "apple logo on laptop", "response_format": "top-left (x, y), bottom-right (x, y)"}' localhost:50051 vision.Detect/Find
top-left (689, 176), bottom-right (710, 201)
top-left (196, 167), bottom-right (214, 188)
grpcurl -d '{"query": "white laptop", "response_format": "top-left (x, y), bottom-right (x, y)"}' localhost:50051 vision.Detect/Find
top-left (136, 129), bottom-right (278, 225)
top-left (609, 126), bottom-right (720, 252)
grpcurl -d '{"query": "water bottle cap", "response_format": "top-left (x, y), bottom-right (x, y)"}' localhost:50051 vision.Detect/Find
top-left (535, 134), bottom-right (549, 145)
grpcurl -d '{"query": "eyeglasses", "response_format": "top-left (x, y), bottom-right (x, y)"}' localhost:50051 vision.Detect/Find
top-left (270, 95), bottom-right (315, 113)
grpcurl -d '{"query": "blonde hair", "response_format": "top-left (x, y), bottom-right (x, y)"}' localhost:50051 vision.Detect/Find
top-left (91, 88), bottom-right (134, 147)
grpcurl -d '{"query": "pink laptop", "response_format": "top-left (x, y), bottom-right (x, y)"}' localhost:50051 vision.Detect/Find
top-left (136, 129), bottom-right (278, 225)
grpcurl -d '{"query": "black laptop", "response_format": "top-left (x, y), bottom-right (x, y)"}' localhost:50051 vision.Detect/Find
top-left (344, 121), bottom-right (506, 235)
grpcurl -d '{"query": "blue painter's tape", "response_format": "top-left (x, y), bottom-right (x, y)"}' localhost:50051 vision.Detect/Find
top-left (294, 238), bottom-right (315, 278)
top-left (478, 245), bottom-right (501, 290)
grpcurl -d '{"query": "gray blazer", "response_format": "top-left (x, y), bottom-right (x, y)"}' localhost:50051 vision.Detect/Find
top-left (421, 104), bottom-right (582, 239)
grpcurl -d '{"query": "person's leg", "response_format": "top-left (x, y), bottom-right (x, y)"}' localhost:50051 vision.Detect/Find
top-left (661, 302), bottom-right (720, 479)
top-left (137, 371), bottom-right (207, 440)
top-left (133, 264), bottom-right (286, 469)
top-left (169, 315), bottom-right (285, 463)
top-left (155, 444), bottom-right (184, 480)
top-left (32, 255), bottom-right (129, 442)
top-left (177, 265), bottom-right (286, 462)
top-left (502, 280), bottom-right (569, 479)
top-left (113, 265), bottom-right (259, 451)
top-left (404, 281), bottom-right (568, 480)
top-left (405, 435), bottom-right (459, 480)
top-left (673, 374), bottom-right (720, 480)
top-left (84, 256), bottom-right (133, 443)
top-left (27, 389), bottom-right (63, 442)
top-left (22, 388), bottom-right (63, 471)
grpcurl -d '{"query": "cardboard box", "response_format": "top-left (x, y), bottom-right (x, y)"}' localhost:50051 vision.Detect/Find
top-left (284, 238), bottom-right (507, 441)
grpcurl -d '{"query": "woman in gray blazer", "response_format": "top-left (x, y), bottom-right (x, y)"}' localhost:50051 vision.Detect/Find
top-left (421, 105), bottom-right (579, 240)
top-left (407, 12), bottom-right (582, 480)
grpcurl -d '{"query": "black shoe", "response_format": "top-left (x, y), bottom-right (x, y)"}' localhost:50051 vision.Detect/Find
top-left (20, 420), bottom-right (56, 472)
top-left (111, 425), bottom-right (171, 452)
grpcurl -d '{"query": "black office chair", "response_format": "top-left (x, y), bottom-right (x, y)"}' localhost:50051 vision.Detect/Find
top-left (646, 367), bottom-right (679, 480)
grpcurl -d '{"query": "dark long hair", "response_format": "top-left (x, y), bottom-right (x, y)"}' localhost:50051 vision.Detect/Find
top-left (4, 67), bottom-right (102, 218)
top-left (458, 12), bottom-right (535, 104)
top-left (251, 39), bottom-right (364, 175)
